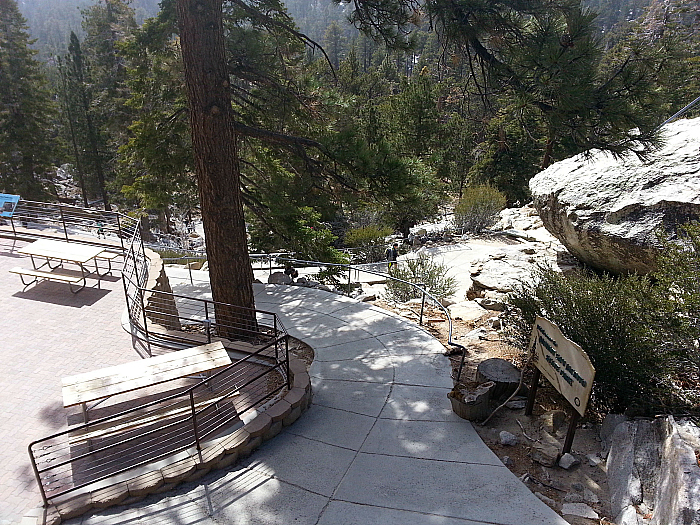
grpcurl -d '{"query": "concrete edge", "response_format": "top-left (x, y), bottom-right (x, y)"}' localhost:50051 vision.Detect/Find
top-left (22, 356), bottom-right (312, 525)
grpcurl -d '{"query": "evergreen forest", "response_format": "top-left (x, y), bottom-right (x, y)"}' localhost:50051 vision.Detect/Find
top-left (2, 0), bottom-right (700, 261)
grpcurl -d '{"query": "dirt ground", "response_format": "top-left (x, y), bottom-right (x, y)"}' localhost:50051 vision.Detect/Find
top-left (373, 299), bottom-right (614, 525)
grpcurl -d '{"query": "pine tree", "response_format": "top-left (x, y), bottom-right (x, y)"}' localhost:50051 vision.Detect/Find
top-left (0, 0), bottom-right (56, 198)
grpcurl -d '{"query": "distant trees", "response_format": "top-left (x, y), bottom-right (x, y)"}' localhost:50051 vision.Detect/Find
top-left (0, 0), bottom-right (57, 198)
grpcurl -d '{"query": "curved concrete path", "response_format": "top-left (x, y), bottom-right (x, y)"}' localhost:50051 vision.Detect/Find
top-left (65, 283), bottom-right (568, 525)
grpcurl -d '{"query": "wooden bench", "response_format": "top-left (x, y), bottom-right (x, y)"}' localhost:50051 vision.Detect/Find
top-left (10, 266), bottom-right (86, 293)
top-left (62, 341), bottom-right (232, 422)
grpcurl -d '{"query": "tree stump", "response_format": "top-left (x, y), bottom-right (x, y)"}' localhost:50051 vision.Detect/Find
top-left (448, 381), bottom-right (495, 421)
top-left (476, 358), bottom-right (526, 401)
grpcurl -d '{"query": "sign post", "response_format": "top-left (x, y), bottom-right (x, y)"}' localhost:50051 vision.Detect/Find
top-left (524, 317), bottom-right (595, 454)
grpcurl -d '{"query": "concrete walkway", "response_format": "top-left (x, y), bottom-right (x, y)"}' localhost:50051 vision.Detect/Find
top-left (65, 278), bottom-right (568, 525)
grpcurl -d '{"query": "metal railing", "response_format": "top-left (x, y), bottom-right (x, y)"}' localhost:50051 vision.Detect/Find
top-left (0, 199), bottom-right (139, 252)
top-left (27, 208), bottom-right (290, 507)
top-left (163, 251), bottom-right (467, 361)
top-left (28, 332), bottom-right (289, 505)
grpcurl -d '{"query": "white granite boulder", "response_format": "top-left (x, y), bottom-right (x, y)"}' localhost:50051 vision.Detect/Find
top-left (530, 117), bottom-right (700, 274)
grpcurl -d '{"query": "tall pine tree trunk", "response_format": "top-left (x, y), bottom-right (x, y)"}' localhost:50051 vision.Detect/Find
top-left (176, 0), bottom-right (257, 338)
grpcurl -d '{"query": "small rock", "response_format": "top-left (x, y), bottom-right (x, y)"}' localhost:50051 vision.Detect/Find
top-left (505, 398), bottom-right (528, 410)
top-left (535, 492), bottom-right (556, 508)
top-left (464, 327), bottom-right (489, 340)
top-left (476, 297), bottom-right (506, 311)
top-left (558, 453), bottom-right (580, 470)
top-left (359, 294), bottom-right (376, 302)
top-left (586, 453), bottom-right (604, 467)
top-left (564, 492), bottom-right (585, 503)
top-left (502, 455), bottom-right (514, 467)
top-left (531, 442), bottom-right (560, 467)
top-left (561, 503), bottom-right (599, 520)
top-left (499, 431), bottom-right (518, 446)
top-left (440, 297), bottom-right (456, 307)
top-left (487, 316), bottom-right (502, 329)
top-left (583, 488), bottom-right (599, 504)
top-left (571, 482), bottom-right (585, 492)
top-left (268, 272), bottom-right (292, 285)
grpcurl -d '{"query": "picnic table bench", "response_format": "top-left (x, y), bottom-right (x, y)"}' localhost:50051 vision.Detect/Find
top-left (12, 239), bottom-right (107, 292)
top-left (62, 341), bottom-right (232, 423)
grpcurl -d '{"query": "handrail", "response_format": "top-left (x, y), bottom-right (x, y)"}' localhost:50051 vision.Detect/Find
top-left (26, 205), bottom-right (291, 507)
top-left (163, 251), bottom-right (467, 359)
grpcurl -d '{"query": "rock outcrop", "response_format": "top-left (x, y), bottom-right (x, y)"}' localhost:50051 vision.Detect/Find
top-left (529, 117), bottom-right (700, 275)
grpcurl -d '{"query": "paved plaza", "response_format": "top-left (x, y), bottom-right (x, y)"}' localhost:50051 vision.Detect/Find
top-left (1, 238), bottom-right (567, 524)
top-left (0, 237), bottom-right (137, 524)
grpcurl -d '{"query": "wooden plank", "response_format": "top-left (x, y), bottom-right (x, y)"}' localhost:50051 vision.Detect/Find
top-left (9, 267), bottom-right (83, 284)
top-left (61, 342), bottom-right (226, 387)
top-left (62, 350), bottom-right (231, 404)
top-left (62, 353), bottom-right (232, 405)
top-left (62, 342), bottom-right (231, 407)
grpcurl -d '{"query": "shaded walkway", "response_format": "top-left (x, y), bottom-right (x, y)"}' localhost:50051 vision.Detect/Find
top-left (65, 283), bottom-right (567, 525)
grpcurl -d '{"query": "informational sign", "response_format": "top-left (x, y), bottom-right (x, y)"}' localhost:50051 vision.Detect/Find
top-left (0, 194), bottom-right (20, 218)
top-left (529, 317), bottom-right (595, 417)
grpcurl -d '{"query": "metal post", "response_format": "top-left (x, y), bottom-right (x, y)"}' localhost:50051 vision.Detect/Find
top-left (27, 444), bottom-right (49, 507)
top-left (562, 410), bottom-right (580, 454)
top-left (117, 214), bottom-right (124, 251)
top-left (59, 206), bottom-right (68, 241)
top-left (274, 316), bottom-right (278, 361)
top-left (190, 391), bottom-right (202, 451)
top-left (454, 345), bottom-right (467, 383)
top-left (347, 265), bottom-right (352, 297)
top-left (419, 290), bottom-right (426, 325)
top-left (525, 368), bottom-right (541, 416)
top-left (285, 335), bottom-right (291, 390)
top-left (140, 288), bottom-right (151, 356)
top-left (203, 318), bottom-right (211, 344)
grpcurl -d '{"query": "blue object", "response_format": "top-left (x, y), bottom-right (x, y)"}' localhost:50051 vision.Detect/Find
top-left (0, 194), bottom-right (20, 218)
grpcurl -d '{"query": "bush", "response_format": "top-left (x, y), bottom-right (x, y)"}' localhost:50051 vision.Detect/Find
top-left (344, 224), bottom-right (393, 263)
top-left (655, 222), bottom-right (700, 377)
top-left (385, 252), bottom-right (457, 302)
top-left (504, 265), bottom-right (689, 414)
top-left (453, 185), bottom-right (506, 233)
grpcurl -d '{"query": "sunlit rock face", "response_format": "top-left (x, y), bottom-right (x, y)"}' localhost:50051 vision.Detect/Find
top-left (529, 117), bottom-right (700, 275)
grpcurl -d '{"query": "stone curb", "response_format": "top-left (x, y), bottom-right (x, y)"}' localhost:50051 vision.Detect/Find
top-left (23, 356), bottom-right (312, 525)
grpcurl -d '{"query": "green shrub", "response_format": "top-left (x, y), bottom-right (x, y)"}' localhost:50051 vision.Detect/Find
top-left (385, 252), bottom-right (457, 302)
top-left (655, 222), bottom-right (700, 376)
top-left (344, 224), bottom-right (393, 263)
top-left (453, 185), bottom-right (506, 233)
top-left (504, 265), bottom-right (687, 414)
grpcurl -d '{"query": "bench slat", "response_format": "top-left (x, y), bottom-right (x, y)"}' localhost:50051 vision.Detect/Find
top-left (9, 267), bottom-right (83, 284)
top-left (62, 342), bottom-right (231, 407)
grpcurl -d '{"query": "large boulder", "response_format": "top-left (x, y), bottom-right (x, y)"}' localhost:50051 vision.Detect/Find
top-left (529, 117), bottom-right (700, 274)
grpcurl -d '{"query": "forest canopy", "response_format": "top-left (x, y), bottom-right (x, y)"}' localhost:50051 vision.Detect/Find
top-left (3, 0), bottom-right (699, 257)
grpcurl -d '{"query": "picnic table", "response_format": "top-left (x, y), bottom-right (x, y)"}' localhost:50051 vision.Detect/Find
top-left (62, 341), bottom-right (232, 422)
top-left (11, 239), bottom-right (107, 292)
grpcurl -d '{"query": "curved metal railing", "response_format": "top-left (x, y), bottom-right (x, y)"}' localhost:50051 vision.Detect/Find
top-left (162, 251), bottom-right (468, 362)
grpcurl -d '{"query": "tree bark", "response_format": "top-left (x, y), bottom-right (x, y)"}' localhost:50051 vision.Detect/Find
top-left (176, 0), bottom-right (257, 338)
